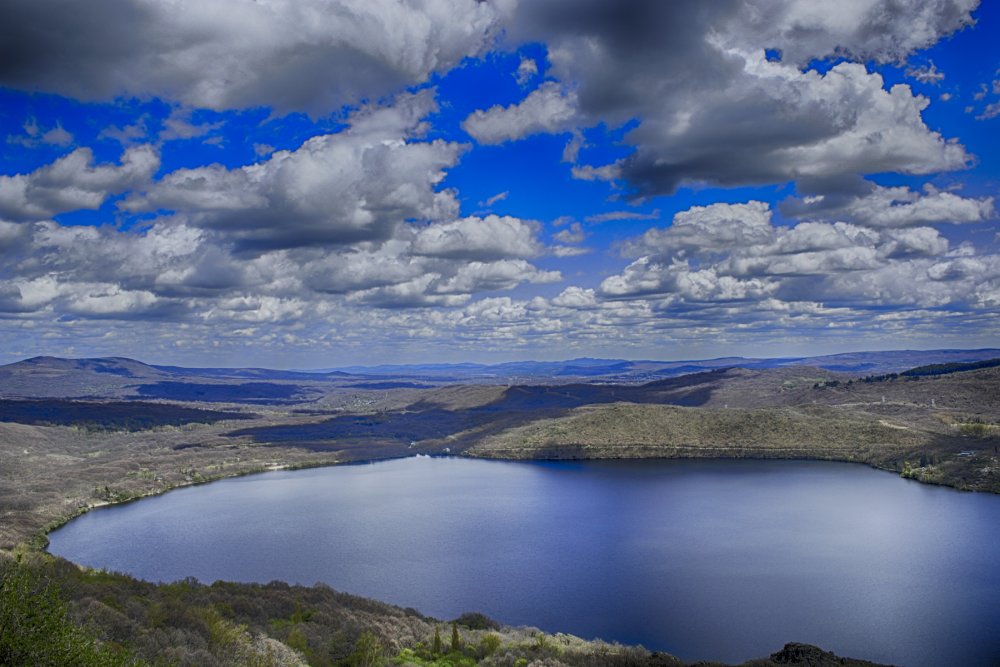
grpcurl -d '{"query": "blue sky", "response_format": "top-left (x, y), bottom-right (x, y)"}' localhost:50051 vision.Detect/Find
top-left (0, 0), bottom-right (998, 367)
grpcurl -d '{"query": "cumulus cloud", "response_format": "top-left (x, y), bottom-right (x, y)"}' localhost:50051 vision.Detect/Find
top-left (600, 200), bottom-right (991, 312)
top-left (300, 240), bottom-right (430, 295)
top-left (0, 208), bottom-right (560, 321)
top-left (463, 82), bottom-right (578, 144)
top-left (0, 86), bottom-right (562, 322)
top-left (0, 145), bottom-right (158, 222)
top-left (434, 259), bottom-right (560, 295)
top-left (553, 222), bottom-right (585, 244)
top-left (123, 92), bottom-right (463, 254)
top-left (782, 181), bottom-right (995, 227)
top-left (491, 0), bottom-right (977, 195)
top-left (516, 57), bottom-right (539, 85)
top-left (551, 245), bottom-right (591, 257)
top-left (732, 0), bottom-right (978, 65)
top-left (0, 0), bottom-right (501, 114)
top-left (610, 58), bottom-right (970, 195)
top-left (0, 0), bottom-right (993, 363)
top-left (0, 271), bottom-right (171, 320)
top-left (346, 274), bottom-right (466, 309)
top-left (411, 214), bottom-right (543, 260)
top-left (623, 202), bottom-right (774, 258)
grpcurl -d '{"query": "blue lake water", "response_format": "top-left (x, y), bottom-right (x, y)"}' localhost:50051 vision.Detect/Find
top-left (48, 457), bottom-right (1000, 666)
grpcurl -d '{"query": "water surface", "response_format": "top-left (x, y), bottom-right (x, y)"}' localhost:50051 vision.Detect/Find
top-left (48, 457), bottom-right (1000, 666)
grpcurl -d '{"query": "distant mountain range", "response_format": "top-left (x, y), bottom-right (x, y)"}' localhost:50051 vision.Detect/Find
top-left (1, 348), bottom-right (999, 401)
top-left (314, 348), bottom-right (1000, 380)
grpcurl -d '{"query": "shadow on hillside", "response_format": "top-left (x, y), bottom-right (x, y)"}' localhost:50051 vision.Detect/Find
top-left (228, 369), bottom-right (730, 449)
top-left (134, 381), bottom-right (318, 404)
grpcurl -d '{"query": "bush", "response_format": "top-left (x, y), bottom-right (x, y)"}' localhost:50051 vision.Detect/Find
top-left (453, 612), bottom-right (500, 631)
top-left (0, 558), bottom-right (141, 666)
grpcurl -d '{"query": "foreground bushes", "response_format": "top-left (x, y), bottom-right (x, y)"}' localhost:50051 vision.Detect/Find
top-left (0, 557), bottom-right (142, 666)
top-left (0, 555), bottom-right (672, 667)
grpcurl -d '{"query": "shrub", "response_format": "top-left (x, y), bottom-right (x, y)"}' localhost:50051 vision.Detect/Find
top-left (0, 558), bottom-right (141, 666)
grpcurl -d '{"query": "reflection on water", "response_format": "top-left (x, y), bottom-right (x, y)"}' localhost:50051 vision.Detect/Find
top-left (49, 457), bottom-right (1000, 666)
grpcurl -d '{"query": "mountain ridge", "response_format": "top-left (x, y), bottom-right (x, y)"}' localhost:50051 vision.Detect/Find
top-left (6, 347), bottom-right (999, 385)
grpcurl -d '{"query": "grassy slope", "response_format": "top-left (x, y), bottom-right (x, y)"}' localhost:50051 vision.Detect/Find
top-left (470, 403), bottom-right (924, 458)
top-left (466, 368), bottom-right (1000, 493)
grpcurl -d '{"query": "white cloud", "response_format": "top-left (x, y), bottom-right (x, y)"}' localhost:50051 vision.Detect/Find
top-left (783, 182), bottom-right (995, 227)
top-left (412, 214), bottom-right (543, 260)
top-left (98, 118), bottom-right (151, 145)
top-left (551, 286), bottom-right (598, 309)
top-left (516, 57), bottom-right (539, 85)
top-left (463, 82), bottom-right (578, 144)
top-left (585, 210), bottom-right (660, 224)
top-left (0, 145), bottom-right (158, 222)
top-left (64, 284), bottom-right (159, 317)
top-left (977, 101), bottom-right (1000, 120)
top-left (623, 202), bottom-right (774, 258)
top-left (735, 0), bottom-right (978, 65)
top-left (553, 222), bottom-right (585, 244)
top-left (597, 199), bottom-right (994, 315)
top-left (551, 245), bottom-right (591, 257)
top-left (0, 205), bottom-right (560, 322)
top-left (159, 108), bottom-right (225, 143)
top-left (481, 191), bottom-right (509, 207)
top-left (906, 61), bottom-right (945, 84)
top-left (123, 92), bottom-right (463, 253)
top-left (7, 119), bottom-right (74, 148)
top-left (434, 259), bottom-right (560, 294)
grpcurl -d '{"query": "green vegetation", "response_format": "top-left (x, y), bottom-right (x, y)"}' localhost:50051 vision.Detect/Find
top-left (469, 401), bottom-right (1000, 493)
top-left (0, 557), bottom-right (142, 666)
top-left (857, 357), bottom-right (1000, 383)
top-left (902, 358), bottom-right (1000, 377)
top-left (0, 554), bottom-right (693, 667)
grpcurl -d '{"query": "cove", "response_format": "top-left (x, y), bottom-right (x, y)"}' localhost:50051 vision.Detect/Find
top-left (48, 457), bottom-right (1000, 666)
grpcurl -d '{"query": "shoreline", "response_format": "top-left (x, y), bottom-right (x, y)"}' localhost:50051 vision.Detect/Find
top-left (22, 444), bottom-right (994, 564)
top-left (27, 446), bottom-right (995, 554)
top-left (8, 448), bottom-right (984, 667)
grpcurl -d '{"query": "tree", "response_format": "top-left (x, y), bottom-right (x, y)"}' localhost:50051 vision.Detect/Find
top-left (346, 631), bottom-right (383, 667)
top-left (0, 558), bottom-right (139, 666)
top-left (432, 626), bottom-right (442, 655)
top-left (450, 622), bottom-right (462, 653)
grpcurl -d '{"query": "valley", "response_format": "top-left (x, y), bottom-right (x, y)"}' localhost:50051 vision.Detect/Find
top-left (2, 349), bottom-right (999, 666)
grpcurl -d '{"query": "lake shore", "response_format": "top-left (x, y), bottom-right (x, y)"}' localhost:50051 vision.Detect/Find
top-left (8, 453), bottom-right (914, 667)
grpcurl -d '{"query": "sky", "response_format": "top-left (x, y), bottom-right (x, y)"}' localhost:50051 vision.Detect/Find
top-left (0, 0), bottom-right (998, 368)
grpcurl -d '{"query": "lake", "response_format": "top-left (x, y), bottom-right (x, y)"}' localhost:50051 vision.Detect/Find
top-left (48, 457), bottom-right (1000, 666)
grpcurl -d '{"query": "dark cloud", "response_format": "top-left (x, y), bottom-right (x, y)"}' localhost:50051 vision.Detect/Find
top-left (0, 0), bottom-right (500, 114)
top-left (489, 0), bottom-right (978, 196)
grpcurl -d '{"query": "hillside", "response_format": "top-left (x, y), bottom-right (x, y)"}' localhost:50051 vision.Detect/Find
top-left (4, 348), bottom-right (1000, 398)
top-left (465, 367), bottom-right (1000, 492)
